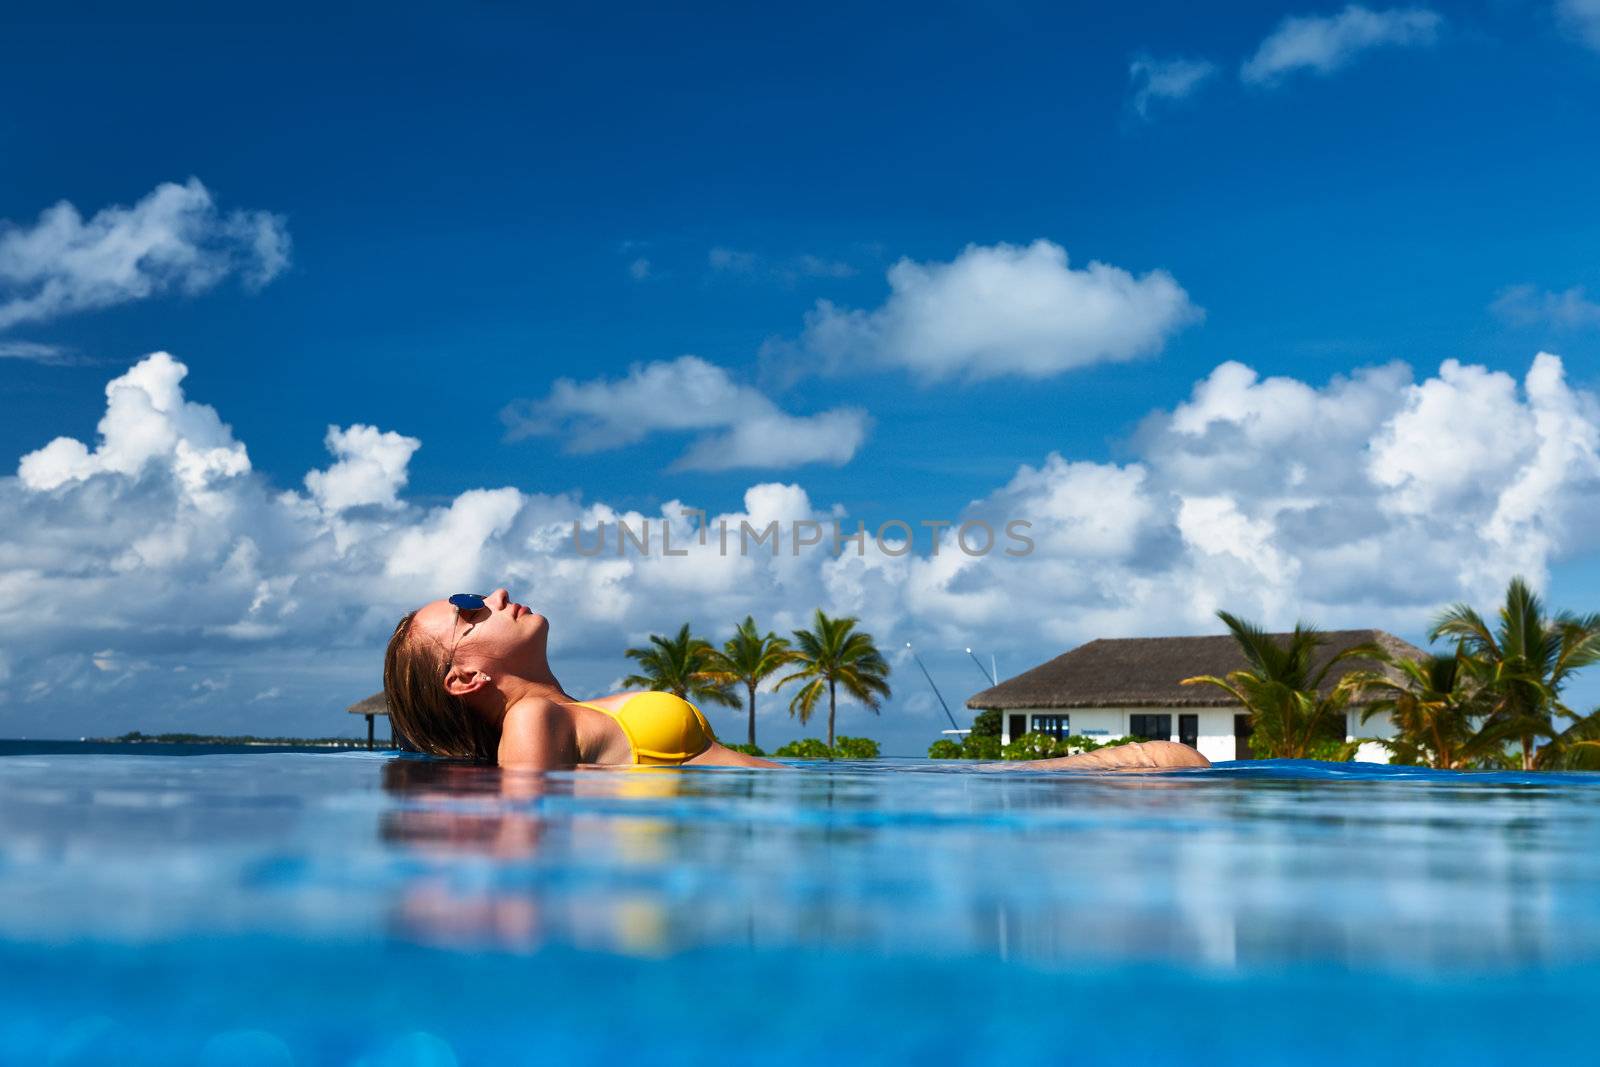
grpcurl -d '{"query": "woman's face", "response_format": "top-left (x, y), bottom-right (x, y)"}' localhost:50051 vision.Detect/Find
top-left (411, 588), bottom-right (550, 679)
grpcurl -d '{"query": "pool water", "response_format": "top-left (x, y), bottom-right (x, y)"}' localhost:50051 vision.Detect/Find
top-left (1, 749), bottom-right (1597, 1065)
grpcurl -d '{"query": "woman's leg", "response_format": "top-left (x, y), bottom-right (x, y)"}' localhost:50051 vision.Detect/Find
top-left (980, 740), bottom-right (1211, 772)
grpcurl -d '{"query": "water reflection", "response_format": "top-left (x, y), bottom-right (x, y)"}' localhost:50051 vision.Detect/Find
top-left (378, 759), bottom-right (692, 955)
top-left (0, 750), bottom-right (1597, 974)
top-left (367, 758), bottom-right (1600, 971)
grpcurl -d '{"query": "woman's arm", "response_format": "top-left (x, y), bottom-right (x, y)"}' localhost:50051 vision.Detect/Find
top-left (498, 698), bottom-right (583, 770)
top-left (686, 742), bottom-right (786, 769)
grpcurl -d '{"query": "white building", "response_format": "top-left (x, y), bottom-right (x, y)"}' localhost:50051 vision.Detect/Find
top-left (965, 630), bottom-right (1422, 764)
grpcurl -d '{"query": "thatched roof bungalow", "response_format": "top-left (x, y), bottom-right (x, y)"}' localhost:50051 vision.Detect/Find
top-left (346, 691), bottom-right (395, 750)
top-left (966, 630), bottom-right (1425, 761)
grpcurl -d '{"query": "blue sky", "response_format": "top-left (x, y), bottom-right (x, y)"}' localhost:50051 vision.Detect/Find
top-left (5, 1), bottom-right (1600, 749)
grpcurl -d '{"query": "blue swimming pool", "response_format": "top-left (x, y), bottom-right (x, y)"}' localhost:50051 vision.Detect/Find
top-left (1, 749), bottom-right (1597, 1065)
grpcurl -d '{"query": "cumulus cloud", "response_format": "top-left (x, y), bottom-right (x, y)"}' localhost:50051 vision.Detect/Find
top-left (7, 349), bottom-right (1600, 747)
top-left (303, 425), bottom-right (420, 512)
top-left (1491, 284), bottom-right (1600, 330)
top-left (1241, 5), bottom-right (1442, 85)
top-left (0, 178), bottom-right (289, 331)
top-left (500, 355), bottom-right (870, 470)
top-left (774, 240), bottom-right (1201, 383)
top-left (1557, 0), bottom-right (1600, 52)
top-left (1128, 55), bottom-right (1218, 118)
top-left (18, 352), bottom-right (250, 494)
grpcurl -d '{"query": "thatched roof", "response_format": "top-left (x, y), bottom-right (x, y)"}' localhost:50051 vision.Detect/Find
top-left (965, 630), bottom-right (1427, 710)
top-left (346, 691), bottom-right (389, 716)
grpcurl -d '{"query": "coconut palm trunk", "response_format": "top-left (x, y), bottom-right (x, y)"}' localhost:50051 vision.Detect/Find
top-left (828, 678), bottom-right (837, 750)
top-left (746, 679), bottom-right (758, 747)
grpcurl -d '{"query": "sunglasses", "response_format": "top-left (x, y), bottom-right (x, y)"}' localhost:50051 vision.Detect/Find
top-left (443, 593), bottom-right (491, 673)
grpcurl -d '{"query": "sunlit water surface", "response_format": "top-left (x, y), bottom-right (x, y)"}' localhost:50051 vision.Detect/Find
top-left (2, 745), bottom-right (1598, 1065)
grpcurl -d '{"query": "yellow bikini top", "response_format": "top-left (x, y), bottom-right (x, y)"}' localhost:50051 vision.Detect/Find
top-left (573, 692), bottom-right (717, 766)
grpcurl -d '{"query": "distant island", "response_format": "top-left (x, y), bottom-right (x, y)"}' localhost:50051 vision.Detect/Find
top-left (88, 731), bottom-right (385, 748)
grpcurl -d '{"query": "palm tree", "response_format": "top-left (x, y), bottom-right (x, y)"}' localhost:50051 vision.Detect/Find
top-left (1349, 649), bottom-right (1505, 770)
top-left (1430, 577), bottom-right (1600, 770)
top-left (1540, 707), bottom-right (1600, 770)
top-left (775, 609), bottom-right (892, 749)
top-left (622, 623), bottom-right (740, 711)
top-left (1180, 611), bottom-right (1367, 759)
top-left (702, 616), bottom-right (795, 748)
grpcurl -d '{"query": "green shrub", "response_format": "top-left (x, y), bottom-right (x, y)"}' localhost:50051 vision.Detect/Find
top-left (970, 708), bottom-right (1002, 738)
top-left (927, 739), bottom-right (963, 759)
top-left (1002, 731), bottom-right (1068, 760)
top-left (774, 738), bottom-right (834, 759)
top-left (1306, 738), bottom-right (1359, 763)
top-left (832, 736), bottom-right (880, 759)
top-left (1000, 732), bottom-right (1142, 761)
top-left (771, 736), bottom-right (881, 759)
top-left (961, 733), bottom-right (1002, 760)
top-left (726, 742), bottom-right (767, 757)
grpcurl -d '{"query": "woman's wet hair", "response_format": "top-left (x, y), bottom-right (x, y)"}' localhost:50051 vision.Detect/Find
top-left (383, 610), bottom-right (500, 762)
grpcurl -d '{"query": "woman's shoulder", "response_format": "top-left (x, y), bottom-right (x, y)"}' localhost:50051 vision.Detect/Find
top-left (499, 697), bottom-right (582, 768)
top-left (575, 690), bottom-right (661, 713)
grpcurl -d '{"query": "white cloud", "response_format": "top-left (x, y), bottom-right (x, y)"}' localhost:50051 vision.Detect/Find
top-left (628, 257), bottom-right (651, 280)
top-left (1241, 5), bottom-right (1442, 85)
top-left (1491, 284), bottom-right (1600, 330)
top-left (778, 240), bottom-right (1201, 383)
top-left (1128, 55), bottom-right (1218, 118)
top-left (500, 355), bottom-right (870, 471)
top-left (673, 408), bottom-right (869, 471)
top-left (0, 178), bottom-right (290, 330)
top-left (303, 425), bottom-right (420, 512)
top-left (0, 340), bottom-right (75, 365)
top-left (1557, 0), bottom-right (1600, 52)
top-left (7, 349), bottom-right (1600, 748)
top-left (18, 352), bottom-right (249, 494)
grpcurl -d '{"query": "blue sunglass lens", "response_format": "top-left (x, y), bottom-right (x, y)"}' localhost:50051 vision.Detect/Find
top-left (448, 593), bottom-right (488, 610)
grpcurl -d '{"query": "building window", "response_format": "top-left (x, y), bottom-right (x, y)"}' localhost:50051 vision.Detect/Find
top-left (1031, 714), bottom-right (1071, 739)
top-left (1128, 713), bottom-right (1172, 741)
top-left (1179, 713), bottom-right (1198, 748)
top-left (1007, 714), bottom-right (1027, 742)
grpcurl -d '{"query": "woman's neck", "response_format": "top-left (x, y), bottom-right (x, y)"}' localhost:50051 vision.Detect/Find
top-left (480, 672), bottom-right (571, 727)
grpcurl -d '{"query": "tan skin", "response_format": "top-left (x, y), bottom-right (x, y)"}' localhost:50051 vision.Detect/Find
top-left (414, 588), bottom-right (1210, 773)
top-left (412, 588), bottom-right (780, 770)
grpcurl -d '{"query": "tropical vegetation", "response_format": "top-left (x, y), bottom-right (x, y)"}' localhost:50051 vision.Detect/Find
top-left (774, 609), bottom-right (892, 749)
top-left (1202, 576), bottom-right (1600, 770)
top-left (621, 612), bottom-right (890, 755)
top-left (928, 730), bottom-right (1140, 760)
top-left (774, 736), bottom-right (880, 760)
top-left (701, 615), bottom-right (795, 749)
top-left (622, 623), bottom-right (740, 710)
top-left (1426, 577), bottom-right (1600, 770)
top-left (957, 708), bottom-right (1002, 759)
top-left (1180, 611), bottom-right (1367, 760)
top-left (1347, 648), bottom-right (1508, 769)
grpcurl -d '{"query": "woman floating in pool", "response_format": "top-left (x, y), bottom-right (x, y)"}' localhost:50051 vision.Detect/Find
top-left (384, 590), bottom-right (1210, 772)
